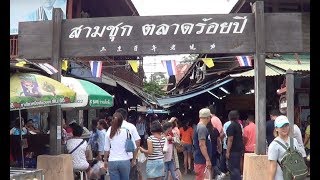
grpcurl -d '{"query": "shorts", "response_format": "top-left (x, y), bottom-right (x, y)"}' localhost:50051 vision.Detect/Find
top-left (183, 144), bottom-right (193, 153)
top-left (194, 164), bottom-right (206, 180)
top-left (146, 159), bottom-right (164, 178)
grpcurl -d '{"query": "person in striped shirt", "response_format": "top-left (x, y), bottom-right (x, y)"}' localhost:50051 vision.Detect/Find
top-left (140, 121), bottom-right (166, 180)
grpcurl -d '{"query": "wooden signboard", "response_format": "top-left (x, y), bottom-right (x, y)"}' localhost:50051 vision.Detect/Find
top-left (18, 13), bottom-right (309, 59)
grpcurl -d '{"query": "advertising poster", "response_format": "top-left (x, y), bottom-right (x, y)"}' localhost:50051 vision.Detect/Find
top-left (10, 0), bottom-right (67, 35)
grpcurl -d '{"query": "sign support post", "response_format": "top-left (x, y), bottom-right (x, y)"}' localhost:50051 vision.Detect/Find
top-left (49, 8), bottom-right (63, 155)
top-left (253, 1), bottom-right (266, 155)
top-left (286, 69), bottom-right (295, 136)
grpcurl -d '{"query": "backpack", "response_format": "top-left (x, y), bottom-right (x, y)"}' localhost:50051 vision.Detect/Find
top-left (275, 137), bottom-right (308, 180)
top-left (123, 128), bottom-right (135, 153)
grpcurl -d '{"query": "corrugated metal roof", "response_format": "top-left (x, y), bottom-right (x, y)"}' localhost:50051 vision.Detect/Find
top-left (229, 65), bottom-right (286, 77)
top-left (266, 58), bottom-right (310, 72)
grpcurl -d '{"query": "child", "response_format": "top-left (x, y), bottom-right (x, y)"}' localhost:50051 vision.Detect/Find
top-left (163, 122), bottom-right (178, 180)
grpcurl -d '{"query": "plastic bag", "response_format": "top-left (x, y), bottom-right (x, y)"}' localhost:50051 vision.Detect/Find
top-left (163, 138), bottom-right (169, 153)
top-left (203, 166), bottom-right (211, 180)
top-left (137, 149), bottom-right (147, 163)
top-left (90, 160), bottom-right (107, 179)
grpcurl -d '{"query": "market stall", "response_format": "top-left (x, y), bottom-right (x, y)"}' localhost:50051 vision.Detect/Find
top-left (10, 72), bottom-right (76, 168)
top-left (60, 76), bottom-right (114, 130)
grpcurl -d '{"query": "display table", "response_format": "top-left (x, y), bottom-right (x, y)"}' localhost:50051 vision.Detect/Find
top-left (10, 167), bottom-right (44, 180)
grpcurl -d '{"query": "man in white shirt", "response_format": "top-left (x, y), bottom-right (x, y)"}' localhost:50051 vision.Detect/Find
top-left (114, 108), bottom-right (141, 180)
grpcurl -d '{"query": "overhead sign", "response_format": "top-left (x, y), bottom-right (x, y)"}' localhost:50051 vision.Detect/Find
top-left (18, 13), bottom-right (309, 59)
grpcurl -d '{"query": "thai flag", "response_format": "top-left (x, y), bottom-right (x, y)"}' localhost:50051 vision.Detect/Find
top-left (38, 63), bottom-right (58, 75)
top-left (90, 61), bottom-right (103, 78)
top-left (236, 56), bottom-right (253, 67)
top-left (162, 60), bottom-right (177, 76)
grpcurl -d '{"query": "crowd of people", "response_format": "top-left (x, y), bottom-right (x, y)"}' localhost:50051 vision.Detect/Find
top-left (10, 106), bottom-right (310, 180)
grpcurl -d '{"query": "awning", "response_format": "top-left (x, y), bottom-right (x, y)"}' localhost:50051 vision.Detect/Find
top-left (10, 73), bottom-right (76, 110)
top-left (265, 58), bottom-right (310, 72)
top-left (131, 86), bottom-right (159, 105)
top-left (61, 76), bottom-right (113, 108)
top-left (229, 65), bottom-right (286, 77)
top-left (157, 77), bottom-right (233, 107)
top-left (115, 79), bottom-right (154, 106)
top-left (70, 62), bottom-right (117, 87)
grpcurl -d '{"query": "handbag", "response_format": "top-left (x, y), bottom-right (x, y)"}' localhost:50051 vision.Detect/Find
top-left (124, 129), bottom-right (135, 152)
top-left (173, 133), bottom-right (184, 153)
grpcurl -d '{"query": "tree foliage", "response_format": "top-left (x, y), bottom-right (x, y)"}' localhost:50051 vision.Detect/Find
top-left (180, 54), bottom-right (199, 64)
top-left (143, 81), bottom-right (166, 97)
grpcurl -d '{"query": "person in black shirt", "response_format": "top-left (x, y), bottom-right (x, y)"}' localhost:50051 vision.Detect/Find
top-left (266, 109), bottom-right (281, 146)
top-left (226, 110), bottom-right (244, 180)
top-left (207, 122), bottom-right (220, 177)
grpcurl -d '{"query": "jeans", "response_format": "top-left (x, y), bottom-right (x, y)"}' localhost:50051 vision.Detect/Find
top-left (164, 160), bottom-right (177, 180)
top-left (108, 160), bottom-right (131, 180)
top-left (227, 152), bottom-right (242, 180)
top-left (219, 149), bottom-right (228, 173)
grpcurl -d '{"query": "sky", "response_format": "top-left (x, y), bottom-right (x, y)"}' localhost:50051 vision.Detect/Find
top-left (131, 0), bottom-right (239, 80)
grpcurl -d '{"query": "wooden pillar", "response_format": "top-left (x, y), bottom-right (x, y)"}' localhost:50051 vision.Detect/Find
top-left (67, 0), bottom-right (73, 19)
top-left (253, 1), bottom-right (267, 155)
top-left (286, 69), bottom-right (295, 136)
top-left (49, 8), bottom-right (63, 155)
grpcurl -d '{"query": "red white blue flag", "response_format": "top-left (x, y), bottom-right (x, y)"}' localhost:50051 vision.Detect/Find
top-left (38, 63), bottom-right (58, 75)
top-left (90, 61), bottom-right (103, 78)
top-left (236, 56), bottom-right (253, 67)
top-left (162, 60), bottom-right (177, 76)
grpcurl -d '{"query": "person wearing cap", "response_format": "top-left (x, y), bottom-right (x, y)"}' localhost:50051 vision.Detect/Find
top-left (193, 108), bottom-right (213, 180)
top-left (226, 110), bottom-right (244, 180)
top-left (268, 115), bottom-right (306, 180)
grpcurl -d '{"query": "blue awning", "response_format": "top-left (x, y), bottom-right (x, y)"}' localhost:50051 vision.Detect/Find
top-left (157, 77), bottom-right (233, 107)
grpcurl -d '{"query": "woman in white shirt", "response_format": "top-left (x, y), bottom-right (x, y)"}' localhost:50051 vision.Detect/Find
top-left (104, 112), bottom-right (135, 180)
top-left (66, 124), bottom-right (92, 178)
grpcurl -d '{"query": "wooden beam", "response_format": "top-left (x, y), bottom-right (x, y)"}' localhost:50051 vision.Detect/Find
top-left (67, 0), bottom-right (73, 19)
top-left (49, 8), bottom-right (63, 155)
top-left (286, 69), bottom-right (295, 136)
top-left (253, 1), bottom-right (267, 155)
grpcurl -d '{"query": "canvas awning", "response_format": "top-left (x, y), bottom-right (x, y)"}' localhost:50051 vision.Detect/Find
top-left (265, 58), bottom-right (310, 72)
top-left (229, 64), bottom-right (286, 77)
top-left (61, 76), bottom-right (113, 108)
top-left (10, 73), bottom-right (76, 110)
top-left (157, 77), bottom-right (233, 107)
